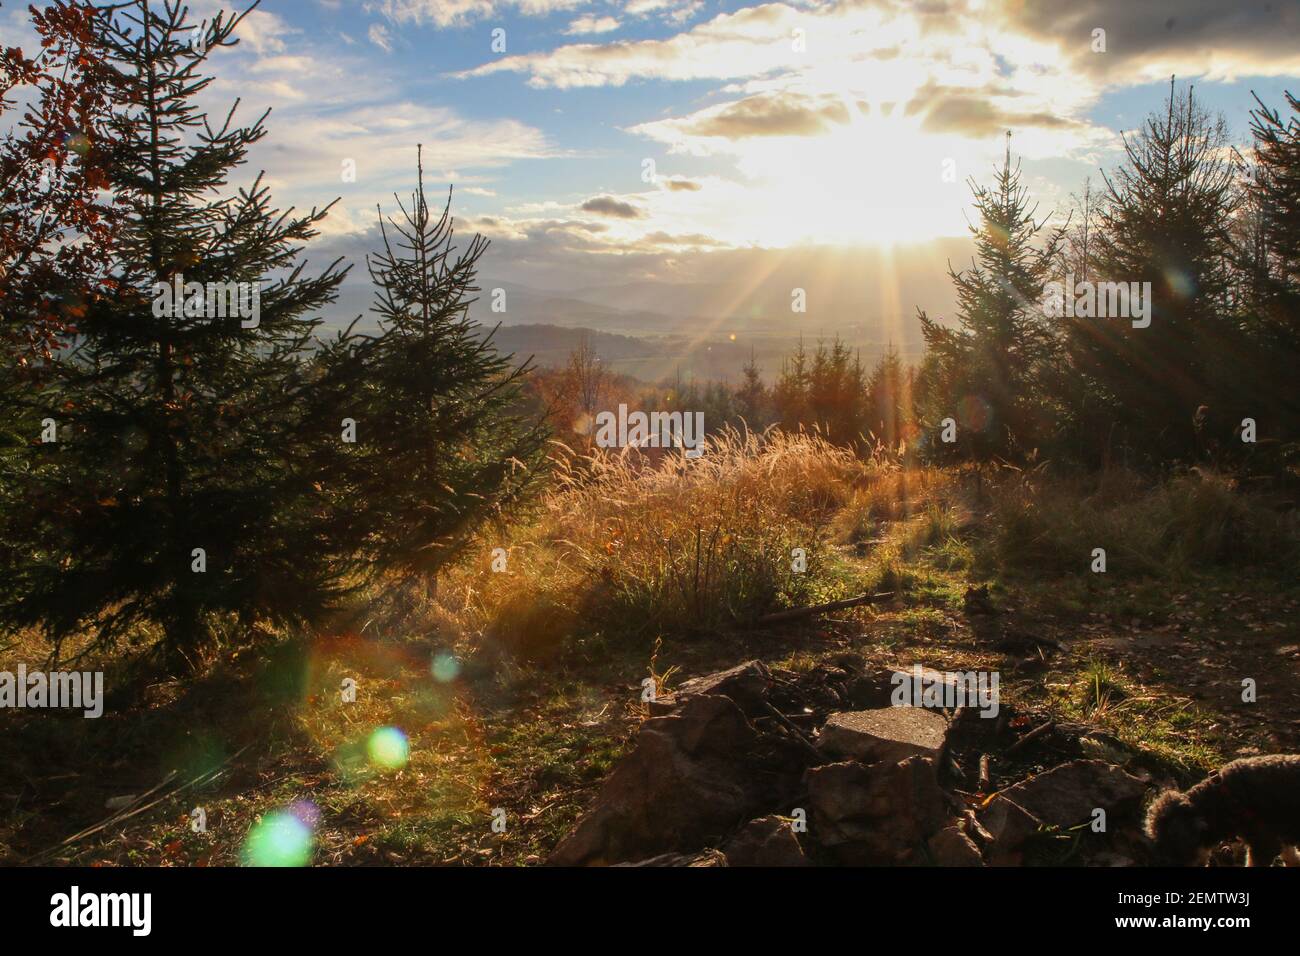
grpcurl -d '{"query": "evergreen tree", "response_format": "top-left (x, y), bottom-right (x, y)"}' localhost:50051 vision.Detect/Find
top-left (865, 345), bottom-right (911, 452)
top-left (315, 147), bottom-right (547, 588)
top-left (807, 338), bottom-right (866, 445)
top-left (771, 338), bottom-right (810, 433)
top-left (735, 350), bottom-right (769, 430)
top-left (917, 133), bottom-right (1064, 461)
top-left (1065, 80), bottom-right (1239, 464)
top-left (1234, 90), bottom-right (1300, 445)
top-left (0, 1), bottom-right (349, 669)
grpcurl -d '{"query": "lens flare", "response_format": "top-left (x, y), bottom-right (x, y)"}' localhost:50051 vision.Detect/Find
top-left (367, 726), bottom-right (409, 770)
top-left (288, 799), bottom-right (322, 829)
top-left (241, 809), bottom-right (314, 867)
top-left (431, 653), bottom-right (461, 683)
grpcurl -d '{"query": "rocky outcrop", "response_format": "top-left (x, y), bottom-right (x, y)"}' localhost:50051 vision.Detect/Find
top-left (548, 693), bottom-right (811, 865)
top-left (549, 659), bottom-right (1156, 867)
top-left (806, 756), bottom-right (951, 864)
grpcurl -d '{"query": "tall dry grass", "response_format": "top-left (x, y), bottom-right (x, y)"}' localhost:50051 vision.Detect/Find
top-left (430, 428), bottom-right (876, 657)
top-left (975, 465), bottom-right (1300, 578)
top-left (364, 444), bottom-right (1298, 661)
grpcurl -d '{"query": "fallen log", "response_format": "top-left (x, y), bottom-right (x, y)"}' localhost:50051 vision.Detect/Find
top-left (754, 592), bottom-right (895, 626)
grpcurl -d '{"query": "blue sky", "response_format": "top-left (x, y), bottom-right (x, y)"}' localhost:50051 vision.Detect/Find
top-left (5, 0), bottom-right (1299, 330)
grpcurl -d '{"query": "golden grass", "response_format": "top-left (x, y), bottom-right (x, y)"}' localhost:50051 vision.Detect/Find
top-left (431, 428), bottom-right (886, 656)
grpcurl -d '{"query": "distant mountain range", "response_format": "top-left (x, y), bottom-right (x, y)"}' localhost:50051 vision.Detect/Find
top-left (327, 239), bottom-right (970, 383)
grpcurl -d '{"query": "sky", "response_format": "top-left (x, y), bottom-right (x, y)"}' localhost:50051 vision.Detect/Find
top-left (5, 0), bottom-right (1300, 339)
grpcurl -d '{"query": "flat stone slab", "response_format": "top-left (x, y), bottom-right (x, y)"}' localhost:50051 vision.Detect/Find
top-left (816, 707), bottom-right (949, 763)
top-left (997, 759), bottom-right (1149, 829)
top-left (648, 660), bottom-right (771, 715)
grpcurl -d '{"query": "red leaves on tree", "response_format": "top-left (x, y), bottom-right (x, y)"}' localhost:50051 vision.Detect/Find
top-left (1, 1), bottom-right (124, 368)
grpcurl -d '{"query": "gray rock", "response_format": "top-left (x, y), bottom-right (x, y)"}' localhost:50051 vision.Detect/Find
top-left (817, 707), bottom-right (949, 763)
top-left (997, 759), bottom-right (1149, 829)
top-left (648, 660), bottom-right (772, 716)
top-left (723, 815), bottom-right (811, 867)
top-left (805, 756), bottom-right (949, 864)
top-left (978, 794), bottom-right (1042, 866)
top-left (548, 694), bottom-right (809, 866)
top-left (927, 825), bottom-right (985, 866)
top-left (887, 665), bottom-right (995, 711)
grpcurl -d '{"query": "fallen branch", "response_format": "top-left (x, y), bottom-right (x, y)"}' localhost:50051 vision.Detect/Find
top-left (754, 592), bottom-right (895, 627)
top-left (759, 702), bottom-right (825, 764)
top-left (1005, 720), bottom-right (1055, 756)
top-left (25, 744), bottom-right (250, 864)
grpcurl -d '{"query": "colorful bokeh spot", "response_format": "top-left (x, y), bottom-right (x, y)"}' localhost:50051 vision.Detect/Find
top-left (367, 726), bottom-right (409, 770)
top-left (431, 653), bottom-right (460, 683)
top-left (241, 809), bottom-right (315, 867)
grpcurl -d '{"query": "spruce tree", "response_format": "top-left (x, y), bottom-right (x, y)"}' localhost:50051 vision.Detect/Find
top-left (735, 350), bottom-right (768, 430)
top-left (807, 338), bottom-right (866, 446)
top-left (1235, 90), bottom-right (1300, 445)
top-left (917, 134), bottom-right (1064, 461)
top-left (1065, 80), bottom-right (1238, 464)
top-left (317, 146), bottom-right (546, 590)
top-left (1, 1), bottom-right (350, 670)
top-left (771, 338), bottom-right (810, 433)
top-left (865, 345), bottom-right (910, 452)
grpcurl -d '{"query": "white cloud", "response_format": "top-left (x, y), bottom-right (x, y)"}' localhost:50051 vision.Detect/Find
top-left (368, 22), bottom-right (393, 52)
top-left (565, 15), bottom-right (621, 35)
top-left (373, 0), bottom-right (590, 29)
top-left (230, 8), bottom-right (297, 55)
top-left (456, 4), bottom-right (808, 88)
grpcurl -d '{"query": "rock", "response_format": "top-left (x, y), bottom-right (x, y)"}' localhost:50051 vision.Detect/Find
top-left (804, 760), bottom-right (874, 842)
top-left (723, 815), bottom-right (811, 867)
top-left (887, 664), bottom-right (997, 712)
top-left (615, 850), bottom-right (728, 867)
top-left (817, 707), bottom-right (949, 763)
top-left (805, 756), bottom-right (949, 864)
top-left (927, 825), bottom-right (985, 866)
top-left (648, 660), bottom-right (772, 716)
top-left (997, 759), bottom-right (1149, 829)
top-left (977, 794), bottom-right (1042, 866)
top-left (652, 691), bottom-right (756, 756)
top-left (843, 671), bottom-right (897, 709)
top-left (548, 694), bottom-right (810, 866)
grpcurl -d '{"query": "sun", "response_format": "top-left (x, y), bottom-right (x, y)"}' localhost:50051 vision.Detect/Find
top-left (720, 92), bottom-right (972, 248)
